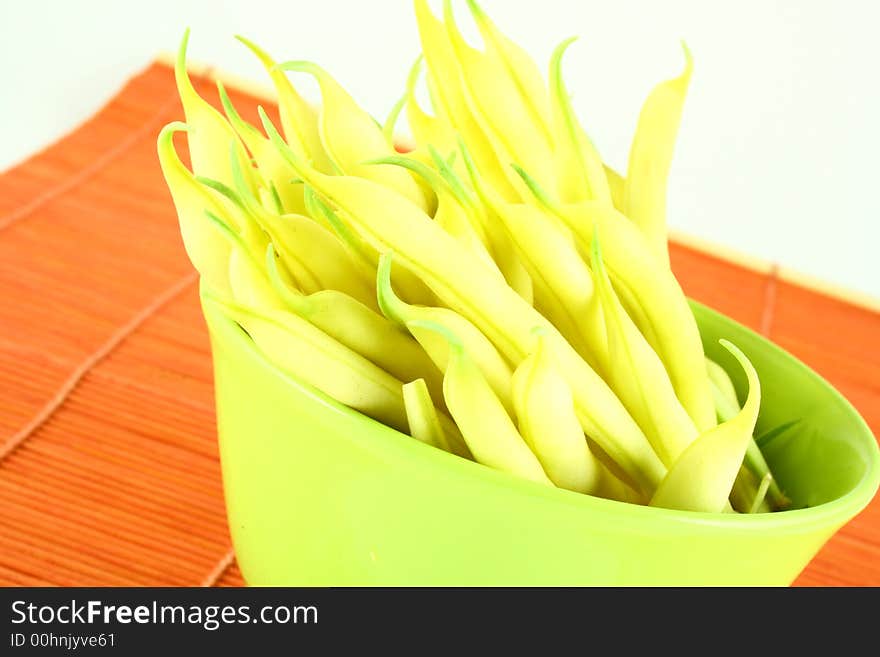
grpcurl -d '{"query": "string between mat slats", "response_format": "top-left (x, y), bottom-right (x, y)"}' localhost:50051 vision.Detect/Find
top-left (760, 263), bottom-right (780, 337)
top-left (201, 546), bottom-right (236, 587)
top-left (0, 272), bottom-right (199, 463)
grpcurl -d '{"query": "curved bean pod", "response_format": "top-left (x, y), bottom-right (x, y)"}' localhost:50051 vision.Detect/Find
top-left (216, 82), bottom-right (305, 215)
top-left (549, 38), bottom-right (612, 205)
top-left (276, 60), bottom-right (430, 213)
top-left (157, 123), bottom-right (235, 295)
top-left (416, 321), bottom-right (551, 486)
top-left (623, 42), bottom-right (693, 266)
top-left (378, 254), bottom-right (514, 417)
top-left (235, 35), bottom-right (334, 173)
top-left (266, 245), bottom-right (445, 406)
top-left (651, 340), bottom-right (760, 512)
top-left (206, 292), bottom-right (409, 433)
top-left (413, 0), bottom-right (520, 201)
top-left (174, 30), bottom-right (255, 192)
top-left (464, 0), bottom-right (554, 147)
top-left (513, 166), bottom-right (717, 433)
top-left (590, 231), bottom-right (699, 467)
top-left (512, 328), bottom-right (601, 494)
top-left (442, 0), bottom-right (555, 193)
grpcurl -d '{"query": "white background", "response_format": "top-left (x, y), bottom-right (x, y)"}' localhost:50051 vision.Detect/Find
top-left (2, 0), bottom-right (878, 299)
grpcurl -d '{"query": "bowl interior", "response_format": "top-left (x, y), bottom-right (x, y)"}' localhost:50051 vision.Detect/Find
top-left (692, 301), bottom-right (879, 511)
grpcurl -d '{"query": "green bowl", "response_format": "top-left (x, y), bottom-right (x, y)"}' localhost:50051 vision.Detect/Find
top-left (202, 288), bottom-right (880, 586)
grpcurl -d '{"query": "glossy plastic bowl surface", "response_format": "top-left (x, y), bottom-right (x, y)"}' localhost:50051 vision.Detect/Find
top-left (202, 291), bottom-right (879, 585)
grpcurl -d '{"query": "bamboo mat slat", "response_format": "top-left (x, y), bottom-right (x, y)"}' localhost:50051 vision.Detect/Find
top-left (0, 62), bottom-right (877, 587)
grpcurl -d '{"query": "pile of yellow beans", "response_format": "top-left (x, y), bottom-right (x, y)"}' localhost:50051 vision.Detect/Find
top-left (159, 0), bottom-right (788, 513)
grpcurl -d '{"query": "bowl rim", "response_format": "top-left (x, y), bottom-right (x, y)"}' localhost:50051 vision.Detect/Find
top-left (202, 287), bottom-right (880, 534)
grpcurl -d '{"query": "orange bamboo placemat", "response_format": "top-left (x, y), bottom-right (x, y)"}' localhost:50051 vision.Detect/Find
top-left (0, 62), bottom-right (877, 587)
